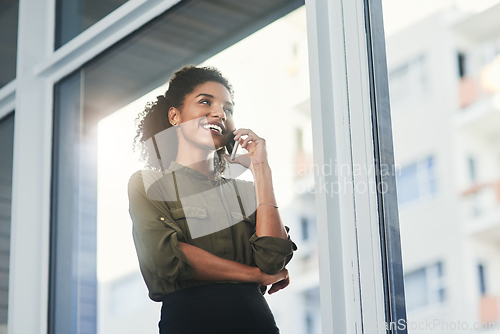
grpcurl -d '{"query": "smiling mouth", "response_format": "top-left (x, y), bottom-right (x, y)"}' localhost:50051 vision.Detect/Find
top-left (202, 123), bottom-right (223, 135)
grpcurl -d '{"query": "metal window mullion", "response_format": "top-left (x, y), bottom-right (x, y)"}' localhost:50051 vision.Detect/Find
top-left (9, 0), bottom-right (55, 332)
top-left (307, 0), bottom-right (406, 333)
top-left (34, 0), bottom-right (182, 83)
top-left (343, 0), bottom-right (389, 333)
top-left (306, 0), bottom-right (365, 332)
top-left (364, 0), bottom-right (408, 332)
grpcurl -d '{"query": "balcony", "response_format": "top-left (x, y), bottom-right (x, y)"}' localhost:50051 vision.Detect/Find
top-left (461, 180), bottom-right (500, 241)
top-left (480, 295), bottom-right (500, 324)
top-left (455, 55), bottom-right (500, 143)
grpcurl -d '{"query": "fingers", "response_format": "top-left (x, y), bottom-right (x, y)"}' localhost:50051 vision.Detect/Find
top-left (233, 128), bottom-right (262, 149)
top-left (275, 268), bottom-right (288, 282)
top-left (268, 277), bottom-right (290, 295)
top-left (233, 128), bottom-right (257, 140)
top-left (240, 136), bottom-right (253, 150)
top-left (267, 269), bottom-right (289, 295)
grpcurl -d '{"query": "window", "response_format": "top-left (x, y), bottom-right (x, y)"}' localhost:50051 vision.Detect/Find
top-left (302, 287), bottom-right (320, 334)
top-left (404, 261), bottom-right (445, 312)
top-left (458, 52), bottom-right (467, 78)
top-left (55, 0), bottom-right (129, 48)
top-left (301, 217), bottom-right (309, 241)
top-left (50, 3), bottom-right (309, 334)
top-left (478, 263), bottom-right (486, 295)
top-left (468, 156), bottom-right (477, 182)
top-left (5, 0), bottom-right (409, 331)
top-left (0, 0), bottom-right (19, 88)
top-left (0, 113), bottom-right (14, 333)
top-left (305, 312), bottom-right (314, 334)
top-left (388, 55), bottom-right (428, 106)
top-left (396, 156), bottom-right (437, 205)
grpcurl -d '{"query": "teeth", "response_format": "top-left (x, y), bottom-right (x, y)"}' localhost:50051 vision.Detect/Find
top-left (203, 123), bottom-right (222, 133)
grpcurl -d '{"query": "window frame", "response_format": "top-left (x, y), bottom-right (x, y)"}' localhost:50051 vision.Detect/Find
top-left (306, 0), bottom-right (407, 332)
top-left (5, 0), bottom-right (407, 333)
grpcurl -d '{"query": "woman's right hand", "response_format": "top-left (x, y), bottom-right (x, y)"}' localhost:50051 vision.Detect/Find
top-left (256, 268), bottom-right (289, 294)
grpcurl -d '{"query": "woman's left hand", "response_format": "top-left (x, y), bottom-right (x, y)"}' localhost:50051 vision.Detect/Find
top-left (224, 128), bottom-right (268, 171)
top-left (268, 276), bottom-right (290, 295)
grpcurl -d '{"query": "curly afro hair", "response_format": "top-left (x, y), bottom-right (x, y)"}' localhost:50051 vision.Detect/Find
top-left (133, 65), bottom-right (234, 175)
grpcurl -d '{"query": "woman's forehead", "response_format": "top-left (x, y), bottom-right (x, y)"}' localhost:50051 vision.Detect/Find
top-left (190, 82), bottom-right (232, 102)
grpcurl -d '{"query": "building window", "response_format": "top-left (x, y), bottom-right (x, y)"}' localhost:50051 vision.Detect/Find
top-left (301, 217), bottom-right (309, 241)
top-left (458, 52), bottom-right (467, 78)
top-left (404, 261), bottom-right (445, 312)
top-left (396, 156), bottom-right (437, 205)
top-left (468, 156), bottom-right (477, 182)
top-left (302, 287), bottom-right (320, 334)
top-left (305, 312), bottom-right (314, 334)
top-left (478, 263), bottom-right (486, 295)
top-left (388, 54), bottom-right (428, 106)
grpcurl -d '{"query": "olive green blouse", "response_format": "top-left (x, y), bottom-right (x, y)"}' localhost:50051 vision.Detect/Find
top-left (128, 161), bottom-right (298, 302)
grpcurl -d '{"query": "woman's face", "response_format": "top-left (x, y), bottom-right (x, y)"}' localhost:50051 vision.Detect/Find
top-left (172, 81), bottom-right (235, 152)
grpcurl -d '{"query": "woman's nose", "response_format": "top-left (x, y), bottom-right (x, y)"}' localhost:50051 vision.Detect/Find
top-left (211, 106), bottom-right (226, 120)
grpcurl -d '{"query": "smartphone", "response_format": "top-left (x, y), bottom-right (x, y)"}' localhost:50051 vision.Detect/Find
top-left (225, 131), bottom-right (236, 155)
top-left (225, 130), bottom-right (240, 161)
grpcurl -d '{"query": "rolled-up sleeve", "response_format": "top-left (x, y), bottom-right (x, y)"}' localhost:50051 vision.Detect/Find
top-left (128, 171), bottom-right (194, 284)
top-left (249, 223), bottom-right (298, 275)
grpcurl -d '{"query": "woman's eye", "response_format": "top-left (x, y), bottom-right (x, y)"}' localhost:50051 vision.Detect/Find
top-left (225, 109), bottom-right (233, 115)
top-left (200, 99), bottom-right (211, 105)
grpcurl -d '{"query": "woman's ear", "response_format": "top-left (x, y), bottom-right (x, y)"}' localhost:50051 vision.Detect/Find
top-left (168, 107), bottom-right (179, 126)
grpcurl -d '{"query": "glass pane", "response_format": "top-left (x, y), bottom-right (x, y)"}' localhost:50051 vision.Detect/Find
top-left (382, 0), bottom-right (500, 330)
top-left (0, 112), bottom-right (15, 334)
top-left (395, 162), bottom-right (419, 205)
top-left (50, 72), bottom-right (97, 334)
top-left (51, 1), bottom-right (317, 334)
top-left (94, 6), bottom-right (318, 333)
top-left (404, 268), bottom-right (428, 311)
top-left (55, 0), bottom-right (129, 49)
top-left (0, 0), bottom-right (19, 88)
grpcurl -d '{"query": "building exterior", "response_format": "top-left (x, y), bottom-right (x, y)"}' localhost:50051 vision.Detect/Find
top-left (0, 0), bottom-right (412, 333)
top-left (386, 6), bottom-right (500, 332)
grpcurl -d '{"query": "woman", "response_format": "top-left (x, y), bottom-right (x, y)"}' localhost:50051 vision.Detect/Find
top-left (129, 65), bottom-right (297, 334)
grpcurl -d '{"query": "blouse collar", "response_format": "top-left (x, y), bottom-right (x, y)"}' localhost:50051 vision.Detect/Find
top-left (166, 160), bottom-right (222, 182)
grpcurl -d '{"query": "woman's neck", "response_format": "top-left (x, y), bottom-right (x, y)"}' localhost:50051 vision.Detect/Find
top-left (175, 142), bottom-right (216, 180)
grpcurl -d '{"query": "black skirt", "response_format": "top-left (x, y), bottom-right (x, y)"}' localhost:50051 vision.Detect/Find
top-left (159, 282), bottom-right (280, 334)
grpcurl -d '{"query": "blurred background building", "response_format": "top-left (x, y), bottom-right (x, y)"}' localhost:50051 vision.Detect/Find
top-left (274, 3), bottom-right (500, 333)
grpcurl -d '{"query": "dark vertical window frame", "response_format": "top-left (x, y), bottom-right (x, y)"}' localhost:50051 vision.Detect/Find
top-left (364, 0), bottom-right (408, 332)
top-left (0, 111), bottom-right (15, 329)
